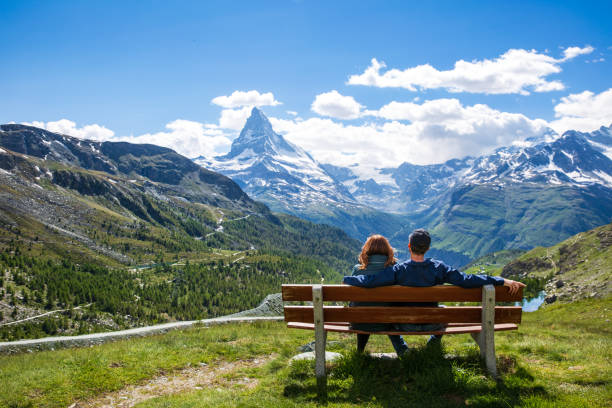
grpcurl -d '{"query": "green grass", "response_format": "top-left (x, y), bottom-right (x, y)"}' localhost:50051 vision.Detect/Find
top-left (1, 297), bottom-right (610, 407)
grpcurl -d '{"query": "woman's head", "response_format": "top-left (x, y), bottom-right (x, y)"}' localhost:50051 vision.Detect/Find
top-left (358, 234), bottom-right (397, 269)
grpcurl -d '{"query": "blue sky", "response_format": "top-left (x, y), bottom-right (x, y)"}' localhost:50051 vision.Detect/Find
top-left (1, 0), bottom-right (611, 169)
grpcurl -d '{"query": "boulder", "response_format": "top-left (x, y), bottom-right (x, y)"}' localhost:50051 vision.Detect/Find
top-left (290, 351), bottom-right (342, 362)
top-left (545, 294), bottom-right (557, 304)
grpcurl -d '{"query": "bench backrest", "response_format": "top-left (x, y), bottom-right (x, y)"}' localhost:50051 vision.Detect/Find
top-left (282, 284), bottom-right (523, 325)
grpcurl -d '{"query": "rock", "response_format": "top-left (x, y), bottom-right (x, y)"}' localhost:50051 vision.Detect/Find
top-left (555, 280), bottom-right (565, 288)
top-left (290, 351), bottom-right (342, 362)
top-left (370, 352), bottom-right (398, 359)
top-left (226, 293), bottom-right (283, 318)
top-left (298, 341), bottom-right (316, 352)
top-left (298, 340), bottom-right (339, 352)
top-left (545, 294), bottom-right (557, 304)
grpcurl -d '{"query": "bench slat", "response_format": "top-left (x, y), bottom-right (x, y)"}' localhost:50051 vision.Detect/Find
top-left (281, 284), bottom-right (523, 302)
top-left (284, 305), bottom-right (522, 324)
top-left (286, 322), bottom-right (519, 335)
top-left (313, 322), bottom-right (498, 328)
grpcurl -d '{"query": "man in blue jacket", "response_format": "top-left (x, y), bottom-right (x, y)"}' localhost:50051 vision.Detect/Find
top-left (343, 229), bottom-right (525, 343)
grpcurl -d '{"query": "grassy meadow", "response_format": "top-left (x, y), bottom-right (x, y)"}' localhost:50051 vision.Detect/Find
top-left (0, 297), bottom-right (610, 407)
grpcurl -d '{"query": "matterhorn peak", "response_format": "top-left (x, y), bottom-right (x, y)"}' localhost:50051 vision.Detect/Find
top-left (224, 107), bottom-right (298, 159)
top-left (242, 107), bottom-right (274, 136)
top-left (193, 105), bottom-right (357, 214)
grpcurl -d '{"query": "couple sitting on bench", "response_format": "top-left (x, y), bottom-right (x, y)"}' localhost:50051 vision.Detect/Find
top-left (343, 229), bottom-right (525, 356)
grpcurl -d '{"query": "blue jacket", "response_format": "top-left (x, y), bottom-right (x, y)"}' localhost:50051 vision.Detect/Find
top-left (343, 258), bottom-right (504, 288)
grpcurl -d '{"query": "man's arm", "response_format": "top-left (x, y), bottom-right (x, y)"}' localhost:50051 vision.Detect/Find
top-left (343, 265), bottom-right (396, 287)
top-left (440, 263), bottom-right (525, 295)
top-left (440, 265), bottom-right (505, 288)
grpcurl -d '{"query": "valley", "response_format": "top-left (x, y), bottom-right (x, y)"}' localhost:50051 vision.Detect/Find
top-left (0, 125), bottom-right (360, 340)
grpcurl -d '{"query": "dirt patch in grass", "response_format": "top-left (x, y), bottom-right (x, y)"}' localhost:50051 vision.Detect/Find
top-left (73, 356), bottom-right (273, 408)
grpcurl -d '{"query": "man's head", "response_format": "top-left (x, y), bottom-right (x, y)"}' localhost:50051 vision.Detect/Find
top-left (408, 229), bottom-right (431, 255)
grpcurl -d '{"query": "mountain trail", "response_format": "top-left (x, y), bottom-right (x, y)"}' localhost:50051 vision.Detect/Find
top-left (546, 249), bottom-right (558, 274)
top-left (0, 303), bottom-right (91, 327)
top-left (73, 355), bottom-right (273, 408)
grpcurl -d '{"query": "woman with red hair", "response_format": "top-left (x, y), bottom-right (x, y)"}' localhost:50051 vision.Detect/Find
top-left (349, 234), bottom-right (409, 355)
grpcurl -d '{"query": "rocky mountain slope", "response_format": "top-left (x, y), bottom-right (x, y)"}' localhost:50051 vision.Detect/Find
top-left (501, 222), bottom-right (612, 303)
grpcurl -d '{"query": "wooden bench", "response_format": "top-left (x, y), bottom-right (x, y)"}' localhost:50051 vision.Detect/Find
top-left (282, 284), bottom-right (523, 396)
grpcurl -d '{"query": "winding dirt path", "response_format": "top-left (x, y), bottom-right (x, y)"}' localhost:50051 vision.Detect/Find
top-left (72, 355), bottom-right (273, 408)
top-left (0, 303), bottom-right (92, 327)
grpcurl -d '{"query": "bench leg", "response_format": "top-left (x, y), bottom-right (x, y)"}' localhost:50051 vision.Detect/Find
top-left (315, 330), bottom-right (327, 397)
top-left (471, 285), bottom-right (497, 377)
top-left (313, 285), bottom-right (327, 400)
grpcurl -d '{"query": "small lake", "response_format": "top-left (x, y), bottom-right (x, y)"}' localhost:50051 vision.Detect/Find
top-left (516, 290), bottom-right (547, 312)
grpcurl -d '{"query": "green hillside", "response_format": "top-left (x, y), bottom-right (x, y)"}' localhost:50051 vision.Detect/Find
top-left (391, 183), bottom-right (612, 265)
top-left (0, 141), bottom-right (361, 340)
top-left (501, 222), bottom-right (612, 303)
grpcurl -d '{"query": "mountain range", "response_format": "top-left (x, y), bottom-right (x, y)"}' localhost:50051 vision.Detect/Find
top-left (1, 109), bottom-right (611, 267)
top-left (0, 123), bottom-right (363, 338)
top-left (196, 108), bottom-right (612, 265)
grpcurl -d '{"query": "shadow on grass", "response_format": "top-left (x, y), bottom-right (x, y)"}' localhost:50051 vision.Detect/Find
top-left (283, 344), bottom-right (548, 407)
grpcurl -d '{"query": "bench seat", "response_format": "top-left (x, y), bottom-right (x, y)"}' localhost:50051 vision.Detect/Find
top-left (286, 321), bottom-right (519, 336)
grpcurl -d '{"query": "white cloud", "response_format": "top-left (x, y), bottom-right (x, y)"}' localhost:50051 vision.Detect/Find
top-left (561, 45), bottom-right (594, 61)
top-left (311, 90), bottom-right (363, 119)
top-left (219, 106), bottom-right (252, 130)
top-left (211, 90), bottom-right (281, 108)
top-left (213, 90), bottom-right (281, 130)
top-left (270, 98), bottom-right (548, 170)
top-left (371, 98), bottom-right (547, 137)
top-left (24, 118), bottom-right (233, 159)
top-left (348, 46), bottom-right (594, 95)
top-left (23, 119), bottom-right (115, 141)
top-left (374, 99), bottom-right (464, 122)
top-left (588, 57), bottom-right (605, 63)
top-left (118, 120), bottom-right (233, 158)
top-left (286, 110), bottom-right (298, 116)
top-left (549, 88), bottom-right (612, 133)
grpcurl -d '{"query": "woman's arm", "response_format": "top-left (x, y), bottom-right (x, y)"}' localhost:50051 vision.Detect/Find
top-left (343, 266), bottom-right (396, 287)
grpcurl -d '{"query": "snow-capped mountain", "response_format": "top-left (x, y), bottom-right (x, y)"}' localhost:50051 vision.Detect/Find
top-left (463, 126), bottom-right (612, 186)
top-left (194, 107), bottom-right (357, 212)
top-left (327, 125), bottom-right (612, 213)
